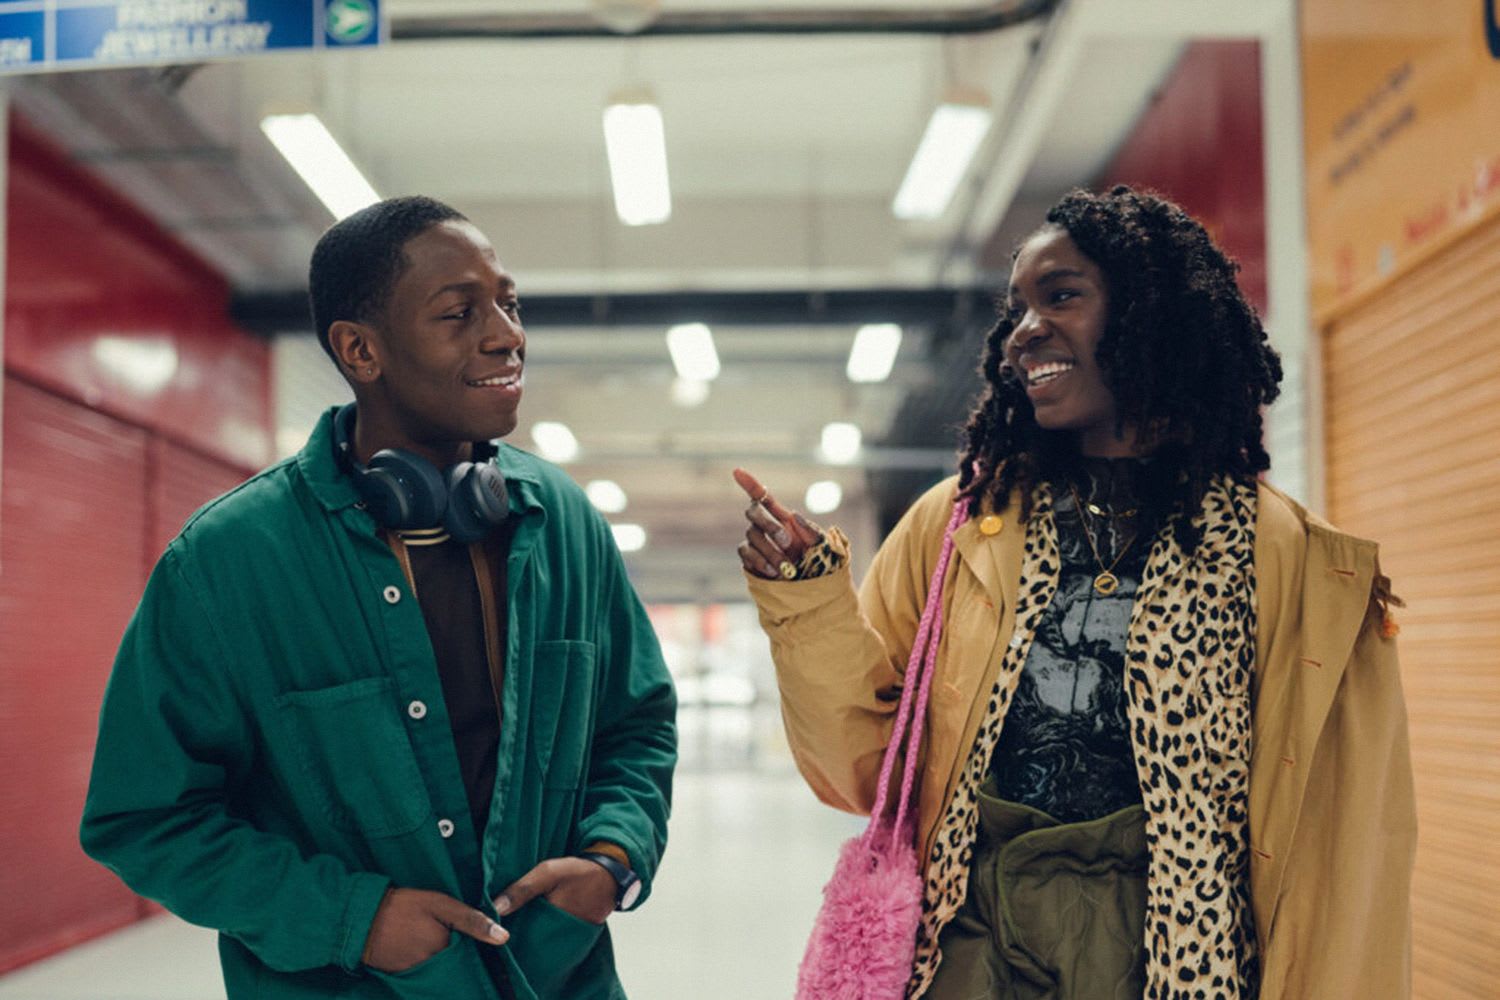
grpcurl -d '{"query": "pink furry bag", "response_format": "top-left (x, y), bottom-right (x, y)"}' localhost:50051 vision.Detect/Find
top-left (796, 500), bottom-right (968, 1000)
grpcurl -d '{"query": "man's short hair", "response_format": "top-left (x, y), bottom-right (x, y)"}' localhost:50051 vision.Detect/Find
top-left (308, 195), bottom-right (468, 362)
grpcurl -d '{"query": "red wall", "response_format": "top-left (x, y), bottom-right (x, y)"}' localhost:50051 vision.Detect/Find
top-left (1097, 40), bottom-right (1267, 314)
top-left (5, 116), bottom-right (271, 467)
top-left (0, 115), bottom-right (271, 972)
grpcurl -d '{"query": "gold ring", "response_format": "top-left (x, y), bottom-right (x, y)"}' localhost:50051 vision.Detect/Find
top-left (778, 561), bottom-right (797, 580)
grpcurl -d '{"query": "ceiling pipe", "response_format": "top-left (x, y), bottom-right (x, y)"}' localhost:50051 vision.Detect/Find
top-left (393, 0), bottom-right (1057, 41)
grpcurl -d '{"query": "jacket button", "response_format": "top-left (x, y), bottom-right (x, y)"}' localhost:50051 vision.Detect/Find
top-left (382, 586), bottom-right (401, 604)
top-left (437, 818), bottom-right (455, 839)
top-left (408, 700), bottom-right (427, 720)
top-left (979, 515), bottom-right (1003, 536)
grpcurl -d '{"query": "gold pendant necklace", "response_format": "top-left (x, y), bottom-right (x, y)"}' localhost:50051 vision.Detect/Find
top-left (1070, 484), bottom-right (1138, 596)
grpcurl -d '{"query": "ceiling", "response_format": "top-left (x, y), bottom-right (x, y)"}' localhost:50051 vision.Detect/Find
top-left (7, 0), bottom-right (1271, 603)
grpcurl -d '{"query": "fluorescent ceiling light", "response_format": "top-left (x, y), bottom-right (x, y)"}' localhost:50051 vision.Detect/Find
top-left (670, 376), bottom-right (710, 408)
top-left (259, 113), bottom-right (380, 221)
top-left (820, 422), bottom-right (862, 464)
top-left (892, 98), bottom-right (992, 221)
top-left (586, 479), bottom-right (628, 513)
top-left (805, 480), bottom-right (843, 514)
top-left (847, 323), bottom-right (903, 383)
top-left (604, 91), bottom-right (672, 226)
top-left (611, 523), bottom-right (647, 552)
top-left (666, 323), bottom-right (720, 381)
top-left (531, 421), bottom-right (579, 462)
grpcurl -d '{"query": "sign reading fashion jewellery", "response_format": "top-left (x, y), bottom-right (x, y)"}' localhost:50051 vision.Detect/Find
top-left (1302, 0), bottom-right (1500, 320)
top-left (0, 0), bottom-right (381, 74)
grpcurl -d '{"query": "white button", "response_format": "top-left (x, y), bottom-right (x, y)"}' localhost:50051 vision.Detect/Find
top-left (407, 700), bottom-right (427, 720)
top-left (1009, 633), bottom-right (1024, 650)
top-left (382, 586), bottom-right (401, 604)
top-left (437, 818), bottom-right (455, 838)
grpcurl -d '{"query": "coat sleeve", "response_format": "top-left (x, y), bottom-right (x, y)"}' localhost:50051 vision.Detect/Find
top-left (1261, 596), bottom-right (1417, 999)
top-left (746, 481), bottom-right (949, 816)
top-left (79, 547), bottom-right (391, 975)
top-left (573, 520), bottom-right (677, 907)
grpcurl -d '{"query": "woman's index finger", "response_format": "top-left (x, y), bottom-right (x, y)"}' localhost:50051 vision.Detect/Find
top-left (732, 467), bottom-right (770, 502)
top-left (733, 466), bottom-right (807, 536)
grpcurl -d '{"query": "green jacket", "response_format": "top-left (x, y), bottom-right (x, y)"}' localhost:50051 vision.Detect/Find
top-left (81, 408), bottom-right (677, 1000)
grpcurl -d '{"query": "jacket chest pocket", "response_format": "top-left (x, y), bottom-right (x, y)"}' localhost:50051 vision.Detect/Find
top-left (530, 640), bottom-right (598, 789)
top-left (276, 676), bottom-right (431, 838)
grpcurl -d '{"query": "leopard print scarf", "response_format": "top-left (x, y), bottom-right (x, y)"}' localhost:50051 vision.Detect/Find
top-left (909, 475), bottom-right (1259, 999)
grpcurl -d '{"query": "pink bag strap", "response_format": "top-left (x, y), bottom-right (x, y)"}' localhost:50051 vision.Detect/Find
top-left (869, 497), bottom-right (969, 838)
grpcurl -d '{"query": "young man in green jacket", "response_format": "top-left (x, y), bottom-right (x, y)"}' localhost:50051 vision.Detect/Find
top-left (80, 196), bottom-right (677, 1000)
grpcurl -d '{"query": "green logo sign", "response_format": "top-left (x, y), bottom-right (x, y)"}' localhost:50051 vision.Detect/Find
top-left (326, 0), bottom-right (375, 44)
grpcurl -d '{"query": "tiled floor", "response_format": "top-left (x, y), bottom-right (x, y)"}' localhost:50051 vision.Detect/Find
top-left (0, 770), bottom-right (860, 1000)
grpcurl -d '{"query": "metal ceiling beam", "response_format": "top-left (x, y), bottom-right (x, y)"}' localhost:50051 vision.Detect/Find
top-left (393, 0), bottom-right (1057, 41)
top-left (232, 287), bottom-right (999, 335)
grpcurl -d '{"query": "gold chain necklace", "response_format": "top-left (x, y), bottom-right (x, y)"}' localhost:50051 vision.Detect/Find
top-left (1069, 483), bottom-right (1139, 596)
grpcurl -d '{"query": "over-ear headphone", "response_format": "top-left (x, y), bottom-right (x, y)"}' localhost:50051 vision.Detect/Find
top-left (334, 404), bottom-right (509, 543)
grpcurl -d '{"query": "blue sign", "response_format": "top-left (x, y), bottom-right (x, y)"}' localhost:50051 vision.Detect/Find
top-left (0, 0), bottom-right (382, 74)
top-left (0, 9), bottom-right (44, 70)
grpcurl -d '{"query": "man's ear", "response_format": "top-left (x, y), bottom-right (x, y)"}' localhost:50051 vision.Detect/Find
top-left (329, 320), bottom-right (381, 384)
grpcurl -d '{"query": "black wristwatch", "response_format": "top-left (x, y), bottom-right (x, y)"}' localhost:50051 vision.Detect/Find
top-left (576, 851), bottom-right (642, 910)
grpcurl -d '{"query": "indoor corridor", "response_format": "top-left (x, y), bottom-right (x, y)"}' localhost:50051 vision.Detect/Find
top-left (0, 770), bottom-right (857, 1000)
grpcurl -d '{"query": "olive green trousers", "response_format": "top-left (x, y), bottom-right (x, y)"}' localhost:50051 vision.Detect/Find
top-left (924, 778), bottom-right (1148, 1000)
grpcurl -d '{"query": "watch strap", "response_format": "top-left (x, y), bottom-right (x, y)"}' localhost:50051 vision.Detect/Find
top-left (577, 850), bottom-right (638, 909)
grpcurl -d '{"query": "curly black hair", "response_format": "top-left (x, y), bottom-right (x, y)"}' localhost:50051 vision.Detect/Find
top-left (956, 185), bottom-right (1283, 551)
top-left (308, 195), bottom-right (468, 363)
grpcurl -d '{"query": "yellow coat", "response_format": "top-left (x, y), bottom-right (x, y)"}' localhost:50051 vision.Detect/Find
top-left (748, 476), bottom-right (1416, 999)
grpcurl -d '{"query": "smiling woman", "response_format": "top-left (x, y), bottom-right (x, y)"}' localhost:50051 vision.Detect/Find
top-left (963, 187), bottom-right (1283, 551)
top-left (1000, 227), bottom-right (1118, 453)
top-left (734, 186), bottom-right (1415, 1000)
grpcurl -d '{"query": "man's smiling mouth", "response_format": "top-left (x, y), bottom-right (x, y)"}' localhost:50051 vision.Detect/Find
top-left (465, 370), bottom-right (523, 388)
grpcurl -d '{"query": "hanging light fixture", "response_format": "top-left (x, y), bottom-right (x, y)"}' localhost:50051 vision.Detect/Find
top-left (846, 323), bottom-right (903, 383)
top-left (805, 480), bottom-right (843, 514)
top-left (260, 113), bottom-right (380, 221)
top-left (820, 422), bottom-right (862, 464)
top-left (666, 323), bottom-right (720, 381)
top-left (892, 88), bottom-right (991, 221)
top-left (604, 86), bottom-right (672, 226)
top-left (531, 421), bottom-right (580, 462)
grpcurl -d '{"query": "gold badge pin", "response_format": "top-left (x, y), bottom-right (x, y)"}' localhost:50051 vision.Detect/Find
top-left (979, 515), bottom-right (1004, 536)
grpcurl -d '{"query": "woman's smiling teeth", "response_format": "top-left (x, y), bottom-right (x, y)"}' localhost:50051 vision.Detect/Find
top-left (1027, 361), bottom-right (1075, 386)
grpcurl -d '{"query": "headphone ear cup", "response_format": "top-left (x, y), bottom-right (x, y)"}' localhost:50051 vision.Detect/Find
top-left (360, 450), bottom-right (448, 529)
top-left (444, 462), bottom-right (510, 544)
